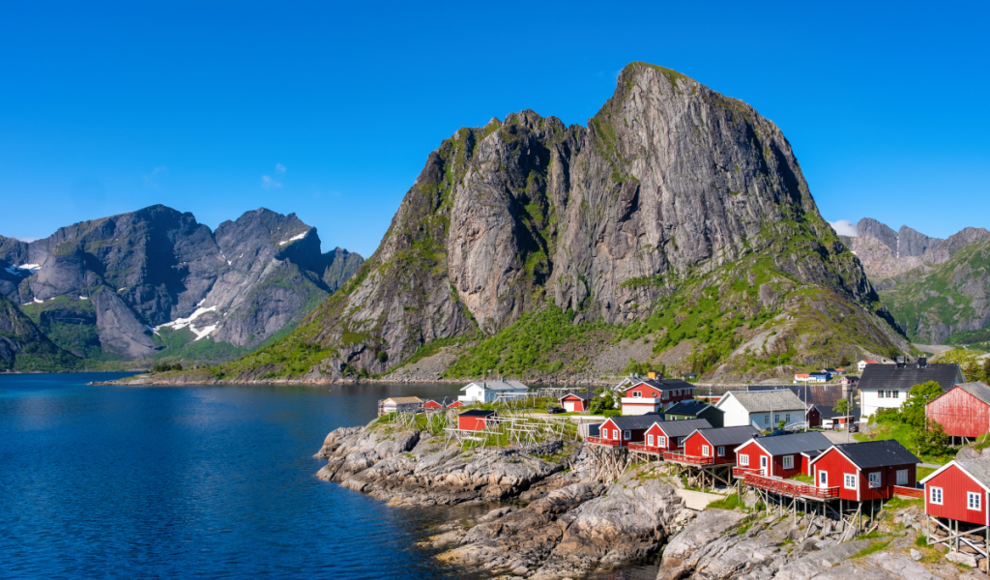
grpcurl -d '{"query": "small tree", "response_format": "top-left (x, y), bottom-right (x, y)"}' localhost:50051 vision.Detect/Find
top-left (589, 390), bottom-right (618, 415)
top-left (916, 420), bottom-right (950, 457)
top-left (901, 381), bottom-right (944, 428)
top-left (833, 398), bottom-right (850, 416)
top-left (377, 350), bottom-right (389, 373)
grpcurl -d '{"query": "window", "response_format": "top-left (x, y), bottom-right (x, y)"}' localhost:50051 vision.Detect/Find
top-left (612, 429), bottom-right (618, 439)
top-left (633, 391), bottom-right (642, 398)
top-left (677, 437), bottom-right (684, 448)
top-left (659, 436), bottom-right (667, 447)
top-left (878, 391), bottom-right (884, 399)
top-left (717, 446), bottom-right (725, 457)
top-left (774, 414), bottom-right (780, 423)
top-left (893, 391), bottom-right (899, 399)
top-left (868, 472), bottom-right (881, 488)
top-left (785, 413), bottom-right (791, 423)
top-left (740, 454), bottom-right (750, 466)
top-left (819, 471), bottom-right (828, 487)
top-left (844, 473), bottom-right (857, 490)
top-left (652, 391), bottom-right (659, 397)
top-left (930, 486), bottom-right (943, 505)
top-left (702, 445), bottom-right (710, 457)
top-left (663, 392), bottom-right (669, 399)
top-left (969, 492), bottom-right (981, 511)
top-left (782, 455), bottom-right (794, 469)
top-left (896, 470), bottom-right (908, 485)
top-left (647, 434), bottom-right (654, 446)
top-left (623, 430), bottom-right (631, 441)
top-left (764, 414), bottom-right (770, 425)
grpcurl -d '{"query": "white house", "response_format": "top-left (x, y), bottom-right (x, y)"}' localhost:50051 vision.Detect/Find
top-left (458, 380), bottom-right (529, 404)
top-left (858, 358), bottom-right (962, 419)
top-left (857, 359), bottom-right (879, 373)
top-left (715, 390), bottom-right (808, 430)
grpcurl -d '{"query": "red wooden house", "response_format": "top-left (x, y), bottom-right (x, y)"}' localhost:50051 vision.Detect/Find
top-left (642, 418), bottom-right (712, 453)
top-left (926, 382), bottom-right (990, 442)
top-left (921, 459), bottom-right (990, 526)
top-left (423, 397), bottom-right (457, 410)
top-left (808, 440), bottom-right (920, 502)
top-left (592, 415), bottom-right (661, 446)
top-left (619, 378), bottom-right (696, 415)
top-left (670, 426), bottom-right (760, 465)
top-left (559, 392), bottom-right (593, 412)
top-left (458, 409), bottom-right (497, 431)
top-left (734, 431), bottom-right (831, 478)
top-left (447, 400), bottom-right (465, 409)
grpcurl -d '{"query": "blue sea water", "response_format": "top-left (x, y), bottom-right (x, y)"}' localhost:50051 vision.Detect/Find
top-left (0, 373), bottom-right (489, 580)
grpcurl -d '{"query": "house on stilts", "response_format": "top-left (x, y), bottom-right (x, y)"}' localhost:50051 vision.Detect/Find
top-left (921, 458), bottom-right (990, 566)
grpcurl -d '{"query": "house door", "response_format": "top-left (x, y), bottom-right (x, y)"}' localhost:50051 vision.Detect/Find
top-left (760, 455), bottom-right (768, 476)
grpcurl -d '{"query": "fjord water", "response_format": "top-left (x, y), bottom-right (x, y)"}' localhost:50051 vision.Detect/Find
top-left (0, 373), bottom-right (479, 579)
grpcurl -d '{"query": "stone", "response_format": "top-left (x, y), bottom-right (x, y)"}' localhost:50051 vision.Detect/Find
top-left (947, 551), bottom-right (979, 568)
top-left (911, 548), bottom-right (923, 561)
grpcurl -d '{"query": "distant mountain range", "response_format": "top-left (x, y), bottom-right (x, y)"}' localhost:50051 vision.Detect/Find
top-left (842, 219), bottom-right (990, 345)
top-left (0, 205), bottom-right (362, 371)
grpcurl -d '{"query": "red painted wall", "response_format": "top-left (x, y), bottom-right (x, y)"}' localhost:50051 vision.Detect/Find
top-left (645, 423), bottom-right (675, 450)
top-left (423, 401), bottom-right (443, 409)
top-left (448, 401), bottom-right (464, 408)
top-left (624, 383), bottom-right (695, 406)
top-left (735, 441), bottom-right (808, 477)
top-left (458, 415), bottom-right (490, 431)
top-left (654, 425), bottom-right (691, 450)
top-left (600, 419), bottom-right (646, 444)
top-left (807, 408), bottom-right (821, 428)
top-left (626, 384), bottom-right (662, 398)
top-left (812, 449), bottom-right (859, 501)
top-left (683, 432), bottom-right (736, 464)
top-left (927, 388), bottom-right (990, 438)
top-left (925, 464), bottom-right (989, 525)
top-left (735, 441), bottom-right (769, 473)
top-left (812, 449), bottom-right (916, 501)
top-left (560, 395), bottom-right (587, 412)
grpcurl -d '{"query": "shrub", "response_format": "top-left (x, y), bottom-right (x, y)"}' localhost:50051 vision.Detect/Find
top-left (151, 362), bottom-right (183, 373)
top-left (603, 409), bottom-right (622, 418)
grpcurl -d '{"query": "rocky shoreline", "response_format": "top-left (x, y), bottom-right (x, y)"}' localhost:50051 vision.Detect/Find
top-left (315, 420), bottom-right (986, 580)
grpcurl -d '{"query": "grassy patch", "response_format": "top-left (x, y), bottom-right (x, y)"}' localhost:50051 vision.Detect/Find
top-left (707, 493), bottom-right (745, 511)
top-left (853, 539), bottom-right (891, 558)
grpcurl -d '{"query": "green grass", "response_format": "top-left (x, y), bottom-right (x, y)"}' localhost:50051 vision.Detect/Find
top-left (852, 539), bottom-right (891, 558)
top-left (855, 422), bottom-right (956, 465)
top-left (706, 492), bottom-right (745, 511)
top-left (791, 473), bottom-right (813, 484)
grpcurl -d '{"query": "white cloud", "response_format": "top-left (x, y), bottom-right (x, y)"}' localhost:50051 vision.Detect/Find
top-left (143, 166), bottom-right (167, 188)
top-left (829, 220), bottom-right (858, 237)
top-left (262, 175), bottom-right (282, 189)
top-left (275, 163), bottom-right (287, 174)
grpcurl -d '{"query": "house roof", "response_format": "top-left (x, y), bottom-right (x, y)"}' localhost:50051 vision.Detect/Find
top-left (719, 390), bottom-right (807, 413)
top-left (858, 363), bottom-right (962, 393)
top-left (655, 418), bottom-right (712, 437)
top-left (606, 414), bottom-right (665, 430)
top-left (748, 431), bottom-right (831, 456)
top-left (920, 458), bottom-right (990, 490)
top-left (461, 380), bottom-right (529, 392)
top-left (748, 385), bottom-right (844, 408)
top-left (823, 440), bottom-right (920, 469)
top-left (383, 397), bottom-right (424, 404)
top-left (665, 400), bottom-right (721, 416)
top-left (695, 425), bottom-right (761, 446)
top-left (459, 409), bottom-right (497, 417)
top-left (561, 391), bottom-right (594, 401)
top-left (626, 378), bottom-right (696, 392)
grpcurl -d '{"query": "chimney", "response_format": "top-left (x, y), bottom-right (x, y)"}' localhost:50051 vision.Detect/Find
top-left (918, 357), bottom-right (928, 369)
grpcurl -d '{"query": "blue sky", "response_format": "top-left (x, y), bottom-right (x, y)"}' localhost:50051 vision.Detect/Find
top-left (1, 1), bottom-right (987, 257)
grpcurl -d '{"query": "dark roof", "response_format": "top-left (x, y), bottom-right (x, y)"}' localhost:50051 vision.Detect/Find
top-left (656, 418), bottom-right (712, 437)
top-left (459, 409), bottom-right (497, 417)
top-left (561, 391), bottom-right (594, 401)
top-left (815, 405), bottom-right (861, 420)
top-left (752, 431), bottom-right (832, 456)
top-left (665, 400), bottom-right (722, 416)
top-left (628, 378), bottom-right (696, 392)
top-left (830, 440), bottom-right (920, 469)
top-left (695, 425), bottom-right (761, 446)
top-left (606, 414), bottom-right (665, 430)
top-left (748, 385), bottom-right (844, 408)
top-left (859, 363), bottom-right (962, 393)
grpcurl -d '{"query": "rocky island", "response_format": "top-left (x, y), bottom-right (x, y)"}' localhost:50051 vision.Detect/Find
top-left (316, 417), bottom-right (985, 580)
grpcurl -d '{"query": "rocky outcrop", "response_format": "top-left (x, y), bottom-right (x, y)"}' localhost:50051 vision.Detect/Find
top-left (229, 61), bottom-right (908, 382)
top-left (0, 294), bottom-right (78, 371)
top-left (0, 205), bottom-right (363, 365)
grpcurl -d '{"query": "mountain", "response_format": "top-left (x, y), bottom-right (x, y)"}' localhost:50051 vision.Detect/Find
top-left (0, 294), bottom-right (79, 371)
top-left (846, 218), bottom-right (990, 344)
top-left (215, 62), bottom-right (908, 383)
top-left (0, 206), bottom-right (362, 368)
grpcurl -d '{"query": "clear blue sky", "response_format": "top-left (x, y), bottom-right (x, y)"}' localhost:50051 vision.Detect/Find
top-left (1, 1), bottom-right (987, 256)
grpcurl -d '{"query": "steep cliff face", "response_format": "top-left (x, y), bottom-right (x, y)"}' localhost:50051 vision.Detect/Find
top-left (0, 206), bottom-right (363, 364)
top-left (225, 62), bottom-right (907, 381)
top-left (0, 294), bottom-right (78, 371)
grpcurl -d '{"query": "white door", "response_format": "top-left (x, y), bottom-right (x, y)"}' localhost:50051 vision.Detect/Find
top-left (760, 455), bottom-right (768, 476)
top-left (564, 402), bottom-right (575, 412)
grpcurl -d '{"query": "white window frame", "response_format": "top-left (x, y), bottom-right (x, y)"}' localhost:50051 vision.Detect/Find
top-left (844, 473), bottom-right (857, 490)
top-left (893, 390), bottom-right (899, 399)
top-left (819, 471), bottom-right (828, 487)
top-left (677, 437), bottom-right (684, 447)
top-left (782, 455), bottom-right (794, 470)
top-left (969, 492), bottom-right (981, 511)
top-left (896, 469), bottom-right (908, 485)
top-left (930, 486), bottom-right (943, 505)
top-left (761, 455), bottom-right (768, 473)
top-left (659, 436), bottom-right (667, 448)
top-left (633, 391), bottom-right (642, 398)
top-left (702, 445), bottom-right (710, 457)
top-left (647, 434), bottom-right (654, 446)
top-left (612, 429), bottom-right (618, 439)
top-left (740, 454), bottom-right (749, 466)
top-left (717, 446), bottom-right (725, 457)
top-left (868, 472), bottom-right (881, 489)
